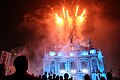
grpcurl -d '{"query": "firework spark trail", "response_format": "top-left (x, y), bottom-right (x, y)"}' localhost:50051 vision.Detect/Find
top-left (54, 6), bottom-right (87, 45)
top-left (75, 6), bottom-right (79, 17)
top-left (63, 7), bottom-right (65, 18)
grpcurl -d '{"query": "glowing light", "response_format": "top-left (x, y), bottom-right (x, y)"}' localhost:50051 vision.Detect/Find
top-left (49, 52), bottom-right (56, 56)
top-left (60, 70), bottom-right (65, 73)
top-left (63, 7), bottom-right (65, 18)
top-left (76, 9), bottom-right (86, 26)
top-left (75, 6), bottom-right (79, 17)
top-left (66, 10), bottom-right (69, 19)
top-left (81, 51), bottom-right (88, 55)
top-left (69, 53), bottom-right (74, 56)
top-left (82, 69), bottom-right (88, 73)
top-left (55, 13), bottom-right (64, 26)
top-left (90, 49), bottom-right (96, 54)
top-left (71, 70), bottom-right (77, 74)
top-left (81, 9), bottom-right (86, 17)
top-left (54, 6), bottom-right (87, 33)
top-left (58, 52), bottom-right (63, 56)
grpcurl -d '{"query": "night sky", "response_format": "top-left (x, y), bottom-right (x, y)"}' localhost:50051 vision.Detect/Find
top-left (0, 0), bottom-right (120, 71)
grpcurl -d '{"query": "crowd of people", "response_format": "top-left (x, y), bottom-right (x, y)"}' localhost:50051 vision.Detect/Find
top-left (0, 55), bottom-right (119, 80)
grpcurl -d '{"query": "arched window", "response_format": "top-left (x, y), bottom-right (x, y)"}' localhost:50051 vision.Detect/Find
top-left (81, 61), bottom-right (88, 69)
top-left (70, 61), bottom-right (77, 74)
top-left (70, 61), bottom-right (76, 69)
top-left (60, 62), bottom-right (65, 70)
top-left (50, 61), bottom-right (55, 73)
top-left (92, 60), bottom-right (98, 72)
top-left (81, 61), bottom-right (88, 73)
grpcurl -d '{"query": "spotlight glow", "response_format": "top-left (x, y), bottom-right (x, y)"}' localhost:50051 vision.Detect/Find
top-left (71, 70), bottom-right (77, 74)
top-left (55, 13), bottom-right (64, 27)
top-left (69, 53), bottom-right (74, 56)
top-left (82, 69), bottom-right (88, 73)
top-left (49, 52), bottom-right (56, 56)
top-left (60, 70), bottom-right (66, 73)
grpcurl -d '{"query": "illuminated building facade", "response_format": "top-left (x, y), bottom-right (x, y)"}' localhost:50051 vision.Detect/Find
top-left (43, 2), bottom-right (106, 79)
top-left (43, 39), bottom-right (106, 80)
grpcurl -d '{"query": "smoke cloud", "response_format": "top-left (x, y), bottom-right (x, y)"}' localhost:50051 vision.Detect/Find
top-left (9, 0), bottom-right (120, 75)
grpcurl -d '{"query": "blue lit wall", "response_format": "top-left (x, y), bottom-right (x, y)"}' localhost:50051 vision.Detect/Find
top-left (43, 43), bottom-right (106, 80)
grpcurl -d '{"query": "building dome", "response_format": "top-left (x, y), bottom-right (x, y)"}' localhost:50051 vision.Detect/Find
top-left (62, 43), bottom-right (85, 52)
top-left (59, 43), bottom-right (86, 56)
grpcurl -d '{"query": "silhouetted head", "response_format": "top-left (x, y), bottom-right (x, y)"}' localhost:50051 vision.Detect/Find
top-left (44, 71), bottom-right (47, 75)
top-left (14, 55), bottom-right (28, 73)
top-left (100, 76), bottom-right (106, 80)
top-left (64, 73), bottom-right (69, 79)
top-left (56, 75), bottom-right (59, 79)
top-left (60, 76), bottom-right (63, 80)
top-left (106, 72), bottom-right (113, 79)
top-left (53, 74), bottom-right (56, 78)
top-left (84, 74), bottom-right (90, 80)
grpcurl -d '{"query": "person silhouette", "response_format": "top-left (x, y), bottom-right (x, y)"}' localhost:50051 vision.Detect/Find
top-left (64, 73), bottom-right (69, 80)
top-left (3, 55), bottom-right (36, 80)
top-left (106, 72), bottom-right (113, 80)
top-left (42, 71), bottom-right (47, 80)
top-left (84, 74), bottom-right (91, 80)
top-left (60, 76), bottom-right (63, 80)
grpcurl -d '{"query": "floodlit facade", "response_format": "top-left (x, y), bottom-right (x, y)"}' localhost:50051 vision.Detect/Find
top-left (43, 39), bottom-right (106, 80)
